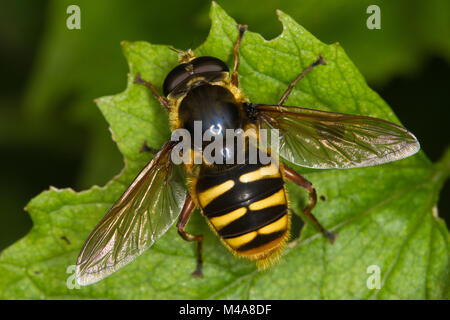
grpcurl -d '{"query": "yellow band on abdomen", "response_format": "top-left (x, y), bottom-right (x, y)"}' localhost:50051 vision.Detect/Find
top-left (258, 214), bottom-right (288, 235)
top-left (210, 207), bottom-right (247, 230)
top-left (248, 189), bottom-right (286, 211)
top-left (225, 231), bottom-right (257, 248)
top-left (239, 163), bottom-right (280, 183)
top-left (198, 180), bottom-right (235, 207)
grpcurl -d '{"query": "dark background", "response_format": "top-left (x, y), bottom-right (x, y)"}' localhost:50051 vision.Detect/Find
top-left (0, 0), bottom-right (449, 251)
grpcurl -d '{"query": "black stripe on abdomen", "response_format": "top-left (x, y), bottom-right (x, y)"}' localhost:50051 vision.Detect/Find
top-left (219, 205), bottom-right (287, 238)
top-left (202, 177), bottom-right (284, 217)
top-left (235, 230), bottom-right (286, 252)
top-left (196, 163), bottom-right (265, 193)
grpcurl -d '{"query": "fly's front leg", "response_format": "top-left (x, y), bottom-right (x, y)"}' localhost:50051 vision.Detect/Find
top-left (177, 195), bottom-right (204, 277)
top-left (231, 24), bottom-right (248, 86)
top-left (283, 165), bottom-right (337, 243)
top-left (134, 73), bottom-right (171, 111)
top-left (278, 55), bottom-right (326, 105)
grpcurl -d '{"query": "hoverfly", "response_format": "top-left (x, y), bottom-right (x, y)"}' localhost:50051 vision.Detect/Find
top-left (76, 25), bottom-right (420, 285)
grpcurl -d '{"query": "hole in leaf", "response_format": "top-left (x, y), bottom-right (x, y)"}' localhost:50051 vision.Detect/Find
top-left (60, 235), bottom-right (71, 245)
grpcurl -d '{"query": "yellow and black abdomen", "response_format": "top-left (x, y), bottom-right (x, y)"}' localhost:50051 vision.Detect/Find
top-left (195, 161), bottom-right (289, 263)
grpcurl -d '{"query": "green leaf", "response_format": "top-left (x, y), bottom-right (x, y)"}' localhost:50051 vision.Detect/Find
top-left (0, 2), bottom-right (448, 299)
top-left (210, 0), bottom-right (450, 85)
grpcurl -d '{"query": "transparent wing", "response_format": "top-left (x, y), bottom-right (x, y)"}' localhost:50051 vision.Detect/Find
top-left (256, 104), bottom-right (420, 169)
top-left (76, 141), bottom-right (186, 285)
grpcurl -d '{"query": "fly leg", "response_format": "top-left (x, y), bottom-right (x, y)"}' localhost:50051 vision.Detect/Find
top-left (177, 195), bottom-right (204, 277)
top-left (134, 73), bottom-right (170, 111)
top-left (278, 55), bottom-right (326, 105)
top-left (283, 165), bottom-right (337, 243)
top-left (231, 24), bottom-right (248, 86)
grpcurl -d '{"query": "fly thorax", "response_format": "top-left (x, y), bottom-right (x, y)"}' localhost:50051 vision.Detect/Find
top-left (177, 83), bottom-right (245, 165)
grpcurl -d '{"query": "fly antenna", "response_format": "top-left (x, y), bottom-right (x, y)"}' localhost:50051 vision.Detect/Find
top-left (168, 46), bottom-right (183, 54)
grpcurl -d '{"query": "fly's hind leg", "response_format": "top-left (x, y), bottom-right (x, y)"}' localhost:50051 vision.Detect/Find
top-left (283, 165), bottom-right (337, 243)
top-left (177, 195), bottom-right (204, 277)
top-left (231, 24), bottom-right (248, 86)
top-left (278, 55), bottom-right (326, 105)
top-left (134, 73), bottom-right (170, 111)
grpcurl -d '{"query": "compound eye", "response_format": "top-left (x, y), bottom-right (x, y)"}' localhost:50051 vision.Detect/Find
top-left (191, 56), bottom-right (229, 74)
top-left (163, 63), bottom-right (191, 96)
top-left (162, 56), bottom-right (229, 96)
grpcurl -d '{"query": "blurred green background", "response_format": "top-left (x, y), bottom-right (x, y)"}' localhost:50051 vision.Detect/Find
top-left (0, 0), bottom-right (449, 251)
